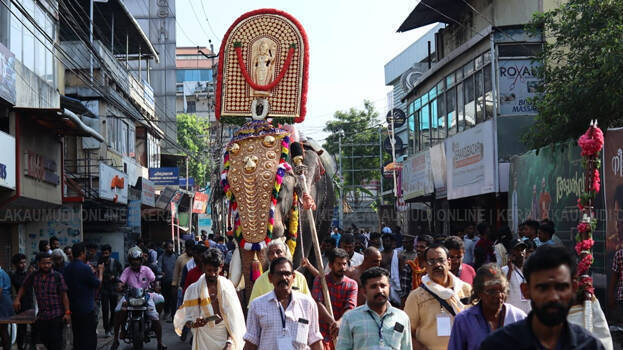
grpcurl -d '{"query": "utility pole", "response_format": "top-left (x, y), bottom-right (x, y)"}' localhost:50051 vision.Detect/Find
top-left (338, 135), bottom-right (343, 229)
top-left (89, 0), bottom-right (94, 82)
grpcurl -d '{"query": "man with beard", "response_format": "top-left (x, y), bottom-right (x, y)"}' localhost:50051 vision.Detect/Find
top-left (244, 257), bottom-right (323, 350)
top-left (175, 248), bottom-right (245, 349)
top-left (501, 239), bottom-right (531, 314)
top-left (336, 267), bottom-right (412, 350)
top-left (404, 243), bottom-right (472, 350)
top-left (312, 248), bottom-right (357, 349)
top-left (480, 245), bottom-right (604, 349)
top-left (345, 247), bottom-right (382, 305)
top-left (400, 235), bottom-right (433, 306)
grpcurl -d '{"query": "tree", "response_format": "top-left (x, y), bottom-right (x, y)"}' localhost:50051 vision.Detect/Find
top-left (177, 114), bottom-right (210, 188)
top-left (524, 0), bottom-right (623, 149)
top-left (323, 100), bottom-right (390, 206)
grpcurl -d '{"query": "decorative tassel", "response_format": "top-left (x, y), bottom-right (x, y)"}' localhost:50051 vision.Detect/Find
top-left (250, 252), bottom-right (262, 282)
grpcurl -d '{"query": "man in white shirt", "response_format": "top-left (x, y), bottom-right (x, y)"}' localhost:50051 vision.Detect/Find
top-left (501, 239), bottom-right (531, 314)
top-left (462, 223), bottom-right (479, 266)
top-left (244, 257), bottom-right (323, 350)
top-left (339, 233), bottom-right (363, 267)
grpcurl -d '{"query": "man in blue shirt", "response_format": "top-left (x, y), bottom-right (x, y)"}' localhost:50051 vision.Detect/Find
top-left (64, 242), bottom-right (103, 350)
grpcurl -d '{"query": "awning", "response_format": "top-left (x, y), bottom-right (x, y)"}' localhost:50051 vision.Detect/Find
top-left (13, 107), bottom-right (105, 141)
top-left (398, 0), bottom-right (466, 32)
top-left (59, 0), bottom-right (159, 62)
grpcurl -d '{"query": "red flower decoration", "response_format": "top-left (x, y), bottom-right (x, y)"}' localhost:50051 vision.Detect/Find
top-left (578, 125), bottom-right (604, 156)
top-left (578, 275), bottom-right (595, 296)
top-left (577, 222), bottom-right (590, 234)
top-left (577, 254), bottom-right (593, 275)
top-left (592, 169), bottom-right (601, 192)
top-left (574, 239), bottom-right (594, 255)
top-left (577, 198), bottom-right (584, 210)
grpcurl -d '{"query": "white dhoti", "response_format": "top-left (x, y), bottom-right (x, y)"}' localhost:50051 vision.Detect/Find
top-left (174, 274), bottom-right (246, 350)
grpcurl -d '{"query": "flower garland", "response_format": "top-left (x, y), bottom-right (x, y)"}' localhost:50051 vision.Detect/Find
top-left (221, 132), bottom-right (291, 251)
top-left (286, 192), bottom-right (299, 256)
top-left (575, 120), bottom-right (604, 301)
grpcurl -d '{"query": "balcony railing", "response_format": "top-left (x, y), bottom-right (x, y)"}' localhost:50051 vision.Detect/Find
top-left (60, 40), bottom-right (156, 121)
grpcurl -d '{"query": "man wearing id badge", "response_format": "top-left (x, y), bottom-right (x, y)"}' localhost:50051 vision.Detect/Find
top-left (244, 257), bottom-right (323, 350)
top-left (403, 243), bottom-right (472, 350)
top-left (335, 267), bottom-right (411, 350)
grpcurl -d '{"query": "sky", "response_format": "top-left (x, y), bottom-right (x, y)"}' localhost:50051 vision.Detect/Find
top-left (175, 0), bottom-right (436, 143)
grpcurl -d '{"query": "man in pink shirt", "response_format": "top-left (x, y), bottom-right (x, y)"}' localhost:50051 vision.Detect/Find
top-left (112, 247), bottom-right (166, 350)
top-left (444, 236), bottom-right (476, 285)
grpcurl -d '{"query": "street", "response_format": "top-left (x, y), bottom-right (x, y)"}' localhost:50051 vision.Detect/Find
top-left (97, 320), bottom-right (188, 350)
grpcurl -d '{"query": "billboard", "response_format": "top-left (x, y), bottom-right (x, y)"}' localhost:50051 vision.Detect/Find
top-left (498, 59), bottom-right (540, 115)
top-left (445, 119), bottom-right (496, 200)
top-left (402, 150), bottom-right (433, 200)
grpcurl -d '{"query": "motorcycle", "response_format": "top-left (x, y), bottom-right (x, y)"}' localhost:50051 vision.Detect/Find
top-left (121, 287), bottom-right (153, 350)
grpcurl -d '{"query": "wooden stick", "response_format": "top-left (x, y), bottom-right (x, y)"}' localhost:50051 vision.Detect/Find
top-left (299, 174), bottom-right (334, 318)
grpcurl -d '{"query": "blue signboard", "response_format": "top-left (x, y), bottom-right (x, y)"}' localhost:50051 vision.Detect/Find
top-left (148, 167), bottom-right (179, 185)
top-left (179, 177), bottom-right (195, 187)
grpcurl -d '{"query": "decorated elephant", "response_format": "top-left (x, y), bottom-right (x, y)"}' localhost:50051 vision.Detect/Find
top-left (213, 9), bottom-right (335, 301)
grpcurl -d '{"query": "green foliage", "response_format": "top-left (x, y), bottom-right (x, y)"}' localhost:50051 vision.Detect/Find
top-left (323, 100), bottom-right (390, 205)
top-left (176, 114), bottom-right (210, 188)
top-left (524, 0), bottom-right (623, 149)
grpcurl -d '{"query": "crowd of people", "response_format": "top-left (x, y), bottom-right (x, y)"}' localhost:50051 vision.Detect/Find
top-left (0, 219), bottom-right (613, 350)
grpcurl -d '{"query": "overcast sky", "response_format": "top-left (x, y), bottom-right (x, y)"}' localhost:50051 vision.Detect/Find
top-left (176, 0), bottom-right (435, 142)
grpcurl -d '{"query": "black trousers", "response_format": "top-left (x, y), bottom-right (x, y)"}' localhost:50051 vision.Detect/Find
top-left (101, 292), bottom-right (118, 333)
top-left (162, 279), bottom-right (174, 316)
top-left (36, 317), bottom-right (64, 350)
top-left (71, 310), bottom-right (97, 350)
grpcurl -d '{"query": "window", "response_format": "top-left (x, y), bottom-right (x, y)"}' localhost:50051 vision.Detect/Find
top-left (0, 2), bottom-right (8, 47)
top-left (176, 69), bottom-right (213, 83)
top-left (187, 101), bottom-right (196, 113)
top-left (10, 1), bottom-right (55, 85)
top-left (128, 125), bottom-right (136, 158)
top-left (147, 133), bottom-right (160, 169)
top-left (407, 51), bottom-right (493, 150)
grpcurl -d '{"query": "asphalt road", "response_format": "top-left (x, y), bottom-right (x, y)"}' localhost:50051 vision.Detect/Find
top-left (97, 319), bottom-right (190, 350)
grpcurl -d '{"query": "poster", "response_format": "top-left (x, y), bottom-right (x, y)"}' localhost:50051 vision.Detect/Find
top-left (498, 59), bottom-right (540, 115)
top-left (603, 128), bottom-right (623, 255)
top-left (99, 163), bottom-right (128, 204)
top-left (509, 140), bottom-right (605, 267)
top-left (192, 192), bottom-right (208, 214)
top-left (402, 150), bottom-right (433, 200)
top-left (445, 119), bottom-right (496, 200)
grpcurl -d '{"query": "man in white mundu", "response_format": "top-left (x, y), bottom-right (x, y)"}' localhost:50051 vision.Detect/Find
top-left (174, 248), bottom-right (246, 350)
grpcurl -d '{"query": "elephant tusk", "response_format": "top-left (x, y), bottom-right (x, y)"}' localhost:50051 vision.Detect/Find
top-left (229, 246), bottom-right (243, 289)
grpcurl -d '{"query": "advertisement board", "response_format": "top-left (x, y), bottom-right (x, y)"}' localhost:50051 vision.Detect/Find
top-left (192, 192), bottom-right (208, 214)
top-left (498, 59), bottom-right (540, 115)
top-left (149, 167), bottom-right (179, 186)
top-left (140, 178), bottom-right (155, 207)
top-left (402, 150), bottom-right (433, 200)
top-left (99, 163), bottom-right (128, 204)
top-left (508, 140), bottom-right (604, 258)
top-left (198, 213), bottom-right (212, 235)
top-left (430, 142), bottom-right (447, 197)
top-left (445, 119), bottom-right (496, 200)
top-left (0, 131), bottom-right (16, 190)
top-left (0, 43), bottom-right (16, 105)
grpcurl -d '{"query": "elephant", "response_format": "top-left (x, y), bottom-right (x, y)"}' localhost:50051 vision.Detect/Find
top-left (224, 136), bottom-right (335, 302)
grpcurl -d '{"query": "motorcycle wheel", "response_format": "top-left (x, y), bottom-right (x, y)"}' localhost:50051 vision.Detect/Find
top-left (132, 320), bottom-right (144, 350)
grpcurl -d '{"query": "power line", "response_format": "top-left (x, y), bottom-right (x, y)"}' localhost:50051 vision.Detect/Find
top-left (188, 0), bottom-right (213, 42)
top-left (198, 0), bottom-right (221, 41)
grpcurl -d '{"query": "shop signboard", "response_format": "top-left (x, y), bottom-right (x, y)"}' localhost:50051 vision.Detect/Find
top-left (402, 150), bottom-right (433, 200)
top-left (498, 59), bottom-right (540, 115)
top-left (0, 43), bottom-right (16, 105)
top-left (140, 178), bottom-right (155, 207)
top-left (0, 131), bottom-right (15, 190)
top-left (155, 186), bottom-right (176, 209)
top-left (509, 140), bottom-right (604, 257)
top-left (192, 192), bottom-right (208, 214)
top-left (149, 167), bottom-right (179, 186)
top-left (99, 163), bottom-right (128, 204)
top-left (445, 119), bottom-right (496, 200)
top-left (127, 199), bottom-right (141, 230)
top-left (24, 150), bottom-right (59, 186)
